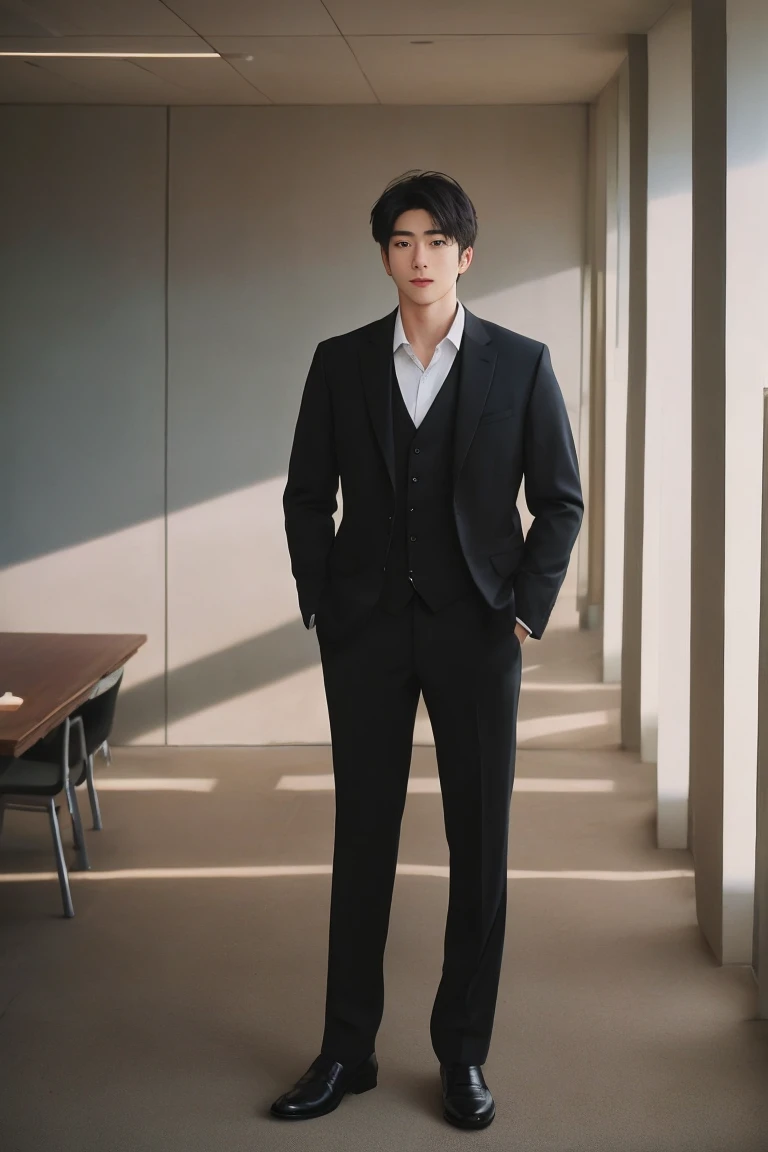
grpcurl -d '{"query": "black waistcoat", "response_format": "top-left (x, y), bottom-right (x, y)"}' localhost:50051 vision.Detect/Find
top-left (379, 340), bottom-right (477, 614)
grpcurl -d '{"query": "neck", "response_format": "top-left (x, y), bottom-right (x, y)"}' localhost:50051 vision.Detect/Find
top-left (397, 291), bottom-right (459, 350)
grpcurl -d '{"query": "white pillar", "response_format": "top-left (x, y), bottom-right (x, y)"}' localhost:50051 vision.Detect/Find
top-left (757, 388), bottom-right (768, 1015)
top-left (642, 4), bottom-right (693, 850)
top-left (691, 0), bottom-right (767, 962)
top-left (722, 0), bottom-right (768, 959)
top-left (603, 68), bottom-right (630, 684)
top-left (621, 37), bottom-right (649, 752)
top-left (576, 106), bottom-right (596, 627)
top-left (583, 100), bottom-right (608, 636)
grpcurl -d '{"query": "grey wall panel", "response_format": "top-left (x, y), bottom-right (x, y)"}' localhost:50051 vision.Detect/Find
top-left (166, 105), bottom-right (587, 744)
top-left (0, 106), bottom-right (167, 744)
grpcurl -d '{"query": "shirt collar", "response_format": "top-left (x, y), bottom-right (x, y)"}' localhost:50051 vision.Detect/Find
top-left (393, 300), bottom-right (466, 354)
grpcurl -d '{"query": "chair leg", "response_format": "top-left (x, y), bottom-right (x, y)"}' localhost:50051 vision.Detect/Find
top-left (65, 780), bottom-right (90, 871)
top-left (101, 740), bottom-right (112, 766)
top-left (64, 780), bottom-right (82, 850)
top-left (0, 800), bottom-right (5, 839)
top-left (47, 800), bottom-right (74, 918)
top-left (86, 753), bottom-right (103, 831)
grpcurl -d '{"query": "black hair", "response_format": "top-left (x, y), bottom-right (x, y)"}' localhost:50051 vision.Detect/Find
top-left (369, 170), bottom-right (478, 270)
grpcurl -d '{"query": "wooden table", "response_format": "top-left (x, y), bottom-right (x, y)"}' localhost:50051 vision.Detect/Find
top-left (0, 633), bottom-right (147, 757)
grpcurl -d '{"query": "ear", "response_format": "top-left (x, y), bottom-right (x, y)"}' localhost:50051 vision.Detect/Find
top-left (380, 244), bottom-right (392, 276)
top-left (458, 245), bottom-right (474, 274)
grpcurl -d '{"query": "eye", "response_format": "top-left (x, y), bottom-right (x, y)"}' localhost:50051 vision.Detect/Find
top-left (432, 239), bottom-right (446, 246)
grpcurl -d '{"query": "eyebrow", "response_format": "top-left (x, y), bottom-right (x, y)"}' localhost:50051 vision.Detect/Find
top-left (390, 229), bottom-right (448, 238)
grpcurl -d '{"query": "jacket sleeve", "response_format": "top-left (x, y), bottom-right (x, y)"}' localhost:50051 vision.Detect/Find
top-left (282, 342), bottom-right (339, 628)
top-left (513, 344), bottom-right (584, 639)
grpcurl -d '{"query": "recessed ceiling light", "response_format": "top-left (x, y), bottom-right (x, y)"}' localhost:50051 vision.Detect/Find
top-left (0, 51), bottom-right (220, 59)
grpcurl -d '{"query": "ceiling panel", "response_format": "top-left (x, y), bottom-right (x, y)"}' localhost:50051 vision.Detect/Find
top-left (0, 2), bottom-right (642, 105)
top-left (0, 0), bottom-right (193, 36)
top-left (165, 0), bottom-right (338, 37)
top-left (0, 35), bottom-right (212, 52)
top-left (0, 54), bottom-right (86, 98)
top-left (136, 57), bottom-right (269, 103)
top-left (349, 34), bottom-right (627, 105)
top-left (0, 0), bottom-right (673, 41)
top-left (209, 36), bottom-right (376, 104)
top-left (36, 57), bottom-right (200, 102)
top-left (327, 0), bottom-right (671, 36)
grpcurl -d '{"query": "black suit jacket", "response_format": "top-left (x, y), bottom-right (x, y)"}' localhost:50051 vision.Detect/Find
top-left (283, 305), bottom-right (583, 640)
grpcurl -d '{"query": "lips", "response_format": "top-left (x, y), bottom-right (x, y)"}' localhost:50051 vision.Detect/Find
top-left (410, 279), bottom-right (433, 285)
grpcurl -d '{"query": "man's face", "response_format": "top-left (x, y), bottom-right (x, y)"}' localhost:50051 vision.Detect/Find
top-left (380, 207), bottom-right (473, 306)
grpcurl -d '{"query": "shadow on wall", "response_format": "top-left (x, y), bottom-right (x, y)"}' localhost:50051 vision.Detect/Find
top-left (115, 618), bottom-right (315, 743)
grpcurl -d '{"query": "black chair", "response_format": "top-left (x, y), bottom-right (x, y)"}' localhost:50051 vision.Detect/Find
top-left (0, 667), bottom-right (124, 917)
top-left (66, 667), bottom-right (124, 831)
top-left (0, 714), bottom-right (91, 918)
top-left (19, 666), bottom-right (124, 833)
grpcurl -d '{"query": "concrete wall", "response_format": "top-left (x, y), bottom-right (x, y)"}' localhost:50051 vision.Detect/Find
top-left (0, 107), bottom-right (168, 745)
top-left (0, 104), bottom-right (587, 745)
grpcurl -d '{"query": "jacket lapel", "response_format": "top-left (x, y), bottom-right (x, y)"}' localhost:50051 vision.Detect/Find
top-left (358, 304), bottom-right (497, 492)
top-left (453, 307), bottom-right (496, 482)
top-left (359, 308), bottom-right (398, 492)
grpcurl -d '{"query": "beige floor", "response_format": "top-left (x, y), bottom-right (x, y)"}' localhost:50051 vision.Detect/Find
top-left (1, 602), bottom-right (767, 1152)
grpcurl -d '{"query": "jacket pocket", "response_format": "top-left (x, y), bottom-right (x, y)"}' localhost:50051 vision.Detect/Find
top-left (478, 406), bottom-right (516, 425)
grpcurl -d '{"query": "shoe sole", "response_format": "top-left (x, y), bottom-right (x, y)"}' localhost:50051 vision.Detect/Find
top-left (443, 1105), bottom-right (496, 1130)
top-left (269, 1070), bottom-right (378, 1120)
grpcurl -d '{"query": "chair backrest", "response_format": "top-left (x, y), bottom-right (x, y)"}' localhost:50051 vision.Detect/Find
top-left (19, 713), bottom-right (83, 773)
top-left (17, 668), bottom-right (125, 774)
top-left (78, 668), bottom-right (124, 754)
top-left (88, 666), bottom-right (124, 701)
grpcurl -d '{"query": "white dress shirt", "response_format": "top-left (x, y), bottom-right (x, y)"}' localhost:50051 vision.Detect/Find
top-left (309, 303), bottom-right (530, 636)
top-left (393, 299), bottom-right (465, 426)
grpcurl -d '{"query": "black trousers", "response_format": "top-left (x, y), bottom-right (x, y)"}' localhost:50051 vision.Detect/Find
top-left (316, 586), bottom-right (522, 1067)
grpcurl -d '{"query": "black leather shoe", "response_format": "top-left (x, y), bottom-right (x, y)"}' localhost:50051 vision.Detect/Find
top-left (440, 1063), bottom-right (496, 1129)
top-left (269, 1052), bottom-right (378, 1120)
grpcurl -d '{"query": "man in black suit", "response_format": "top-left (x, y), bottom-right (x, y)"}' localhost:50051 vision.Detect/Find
top-left (271, 171), bottom-right (583, 1129)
